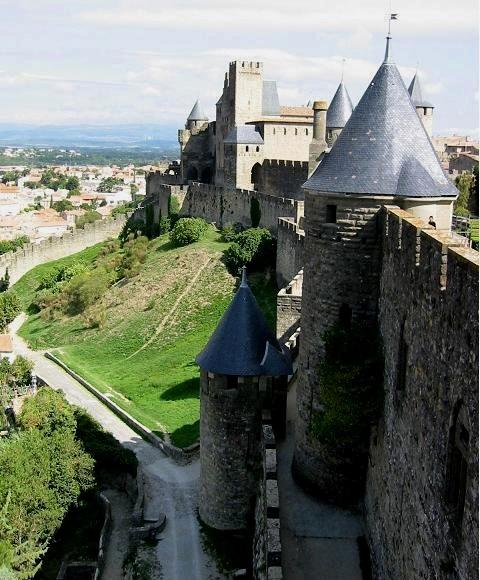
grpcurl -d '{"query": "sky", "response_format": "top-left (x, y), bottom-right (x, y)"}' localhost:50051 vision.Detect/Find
top-left (0, 0), bottom-right (478, 139)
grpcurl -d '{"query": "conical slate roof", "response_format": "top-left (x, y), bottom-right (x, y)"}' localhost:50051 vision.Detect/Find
top-left (188, 100), bottom-right (208, 121)
top-left (304, 53), bottom-right (457, 198)
top-left (196, 269), bottom-right (292, 376)
top-left (408, 73), bottom-right (434, 108)
top-left (326, 81), bottom-right (354, 129)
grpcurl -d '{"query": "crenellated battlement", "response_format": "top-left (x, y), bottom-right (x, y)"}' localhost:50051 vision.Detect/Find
top-left (383, 207), bottom-right (479, 293)
top-left (262, 159), bottom-right (309, 170)
top-left (230, 60), bottom-right (263, 71)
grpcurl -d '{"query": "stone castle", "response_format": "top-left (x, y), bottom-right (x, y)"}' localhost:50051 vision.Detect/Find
top-left (138, 35), bottom-right (478, 580)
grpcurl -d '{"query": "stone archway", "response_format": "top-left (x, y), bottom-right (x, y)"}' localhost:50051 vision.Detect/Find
top-left (251, 163), bottom-right (262, 190)
top-left (186, 166), bottom-right (199, 181)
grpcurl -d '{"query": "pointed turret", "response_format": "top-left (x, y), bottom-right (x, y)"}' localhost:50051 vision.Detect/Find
top-left (304, 40), bottom-right (456, 198)
top-left (187, 99), bottom-right (208, 122)
top-left (326, 81), bottom-right (354, 145)
top-left (198, 267), bottom-right (291, 530)
top-left (408, 73), bottom-right (434, 137)
top-left (197, 267), bottom-right (291, 376)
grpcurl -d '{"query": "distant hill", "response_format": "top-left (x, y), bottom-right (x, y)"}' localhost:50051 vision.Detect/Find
top-left (0, 123), bottom-right (178, 148)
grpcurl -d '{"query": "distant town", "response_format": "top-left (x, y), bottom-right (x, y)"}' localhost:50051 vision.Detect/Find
top-left (0, 146), bottom-right (177, 248)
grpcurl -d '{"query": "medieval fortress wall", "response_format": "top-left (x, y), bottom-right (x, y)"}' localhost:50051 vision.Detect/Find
top-left (0, 216), bottom-right (126, 285)
top-left (366, 208), bottom-right (478, 579)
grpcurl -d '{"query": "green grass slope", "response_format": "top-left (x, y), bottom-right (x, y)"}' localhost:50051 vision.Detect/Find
top-left (14, 229), bottom-right (277, 447)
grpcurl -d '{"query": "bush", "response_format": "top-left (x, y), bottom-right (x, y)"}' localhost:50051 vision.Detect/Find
top-left (119, 235), bottom-right (148, 279)
top-left (220, 223), bottom-right (243, 242)
top-left (310, 323), bottom-right (384, 448)
top-left (0, 292), bottom-right (21, 332)
top-left (119, 218), bottom-right (147, 243)
top-left (19, 387), bottom-right (76, 436)
top-left (38, 262), bottom-right (89, 292)
top-left (63, 270), bottom-right (110, 315)
top-left (223, 228), bottom-right (276, 274)
top-left (82, 304), bottom-right (107, 329)
top-left (169, 217), bottom-right (208, 247)
top-left (76, 210), bottom-right (102, 230)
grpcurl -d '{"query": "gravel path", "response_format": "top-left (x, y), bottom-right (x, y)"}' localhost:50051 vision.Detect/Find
top-left (11, 314), bottom-right (227, 580)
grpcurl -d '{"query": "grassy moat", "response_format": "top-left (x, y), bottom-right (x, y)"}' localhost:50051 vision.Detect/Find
top-left (13, 229), bottom-right (277, 447)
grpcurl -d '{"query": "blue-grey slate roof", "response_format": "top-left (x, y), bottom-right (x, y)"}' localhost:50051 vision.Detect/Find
top-left (262, 81), bottom-right (281, 116)
top-left (408, 73), bottom-right (434, 108)
top-left (188, 100), bottom-right (208, 121)
top-left (326, 81), bottom-right (354, 129)
top-left (196, 270), bottom-right (292, 376)
top-left (224, 125), bottom-right (264, 145)
top-left (304, 60), bottom-right (457, 198)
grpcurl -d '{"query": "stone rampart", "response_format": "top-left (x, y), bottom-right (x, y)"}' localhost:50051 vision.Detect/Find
top-left (0, 216), bottom-right (126, 285)
top-left (277, 270), bottom-right (303, 342)
top-left (260, 159), bottom-right (308, 200)
top-left (276, 218), bottom-right (305, 287)
top-left (253, 423), bottom-right (283, 580)
top-left (366, 207), bottom-right (479, 580)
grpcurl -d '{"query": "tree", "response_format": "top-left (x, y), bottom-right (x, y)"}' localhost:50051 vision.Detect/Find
top-left (169, 217), bottom-right (208, 246)
top-left (454, 173), bottom-right (473, 216)
top-left (0, 292), bottom-right (21, 332)
top-left (0, 171), bottom-right (20, 185)
top-left (65, 176), bottom-right (80, 191)
top-left (75, 210), bottom-right (102, 229)
top-left (97, 177), bottom-right (123, 193)
top-left (52, 199), bottom-right (74, 213)
top-left (469, 165), bottom-right (479, 216)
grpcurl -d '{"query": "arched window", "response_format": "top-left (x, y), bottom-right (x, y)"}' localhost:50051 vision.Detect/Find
top-left (251, 162), bottom-right (262, 190)
top-left (256, 146), bottom-right (260, 152)
top-left (246, 146), bottom-right (249, 152)
top-left (446, 404), bottom-right (470, 525)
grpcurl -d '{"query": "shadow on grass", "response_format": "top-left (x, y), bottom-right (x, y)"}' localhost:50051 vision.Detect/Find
top-left (170, 420), bottom-right (199, 448)
top-left (160, 377), bottom-right (199, 401)
top-left (156, 240), bottom-right (177, 252)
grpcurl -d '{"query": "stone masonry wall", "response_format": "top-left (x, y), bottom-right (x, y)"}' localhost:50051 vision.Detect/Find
top-left (253, 423), bottom-right (283, 580)
top-left (365, 208), bottom-right (479, 580)
top-left (260, 159), bottom-right (308, 200)
top-left (0, 216), bottom-right (126, 285)
top-left (276, 270), bottom-right (303, 342)
top-left (276, 218), bottom-right (305, 287)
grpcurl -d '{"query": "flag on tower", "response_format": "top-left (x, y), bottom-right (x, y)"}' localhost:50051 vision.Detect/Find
top-left (390, 13), bottom-right (398, 20)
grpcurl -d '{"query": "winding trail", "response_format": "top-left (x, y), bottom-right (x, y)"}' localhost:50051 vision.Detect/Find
top-left (11, 314), bottom-right (226, 580)
top-left (126, 255), bottom-right (213, 360)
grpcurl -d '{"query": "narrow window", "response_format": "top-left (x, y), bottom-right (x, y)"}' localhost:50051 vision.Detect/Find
top-left (295, 128), bottom-right (298, 136)
top-left (446, 406), bottom-right (469, 525)
top-left (256, 146), bottom-right (260, 152)
top-left (283, 128), bottom-right (287, 135)
top-left (246, 146), bottom-right (249, 152)
top-left (339, 303), bottom-right (352, 328)
top-left (273, 128), bottom-right (276, 135)
top-left (306, 128), bottom-right (309, 135)
top-left (397, 320), bottom-right (408, 390)
top-left (226, 375), bottom-right (238, 389)
top-left (326, 204), bottom-right (337, 223)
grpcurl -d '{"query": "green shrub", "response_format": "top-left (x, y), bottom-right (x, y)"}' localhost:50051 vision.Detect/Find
top-left (75, 210), bottom-right (102, 230)
top-left (223, 228), bottom-right (276, 274)
top-left (220, 224), bottom-right (243, 242)
top-left (159, 216), bottom-right (171, 234)
top-left (310, 322), bottom-right (384, 449)
top-left (63, 269), bottom-right (110, 315)
top-left (168, 195), bottom-right (180, 216)
top-left (119, 218), bottom-right (146, 243)
top-left (119, 235), bottom-right (148, 279)
top-left (38, 262), bottom-right (89, 292)
top-left (169, 217), bottom-right (208, 247)
top-left (0, 292), bottom-right (21, 332)
top-left (19, 387), bottom-right (76, 436)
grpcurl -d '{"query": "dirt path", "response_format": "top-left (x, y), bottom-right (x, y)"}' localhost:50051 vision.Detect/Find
top-left (10, 314), bottom-right (227, 580)
top-left (126, 255), bottom-right (213, 360)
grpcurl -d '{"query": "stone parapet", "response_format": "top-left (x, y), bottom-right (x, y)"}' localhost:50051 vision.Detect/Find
top-left (277, 270), bottom-right (303, 342)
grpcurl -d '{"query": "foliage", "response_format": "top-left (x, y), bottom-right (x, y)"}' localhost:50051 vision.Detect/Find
top-left (75, 210), bottom-right (102, 229)
top-left (250, 197), bottom-right (261, 228)
top-left (37, 170), bottom-right (79, 192)
top-left (0, 236), bottom-right (30, 257)
top-left (62, 269), bottom-right (111, 315)
top-left (0, 292), bottom-right (21, 332)
top-left (112, 200), bottom-right (137, 218)
top-left (51, 199), bottom-right (73, 213)
top-left (169, 217), bottom-right (208, 247)
top-left (0, 171), bottom-right (20, 185)
top-left (454, 172), bottom-right (474, 216)
top-left (220, 223), bottom-right (243, 243)
top-left (0, 388), bottom-right (94, 579)
top-left (119, 235), bottom-right (149, 279)
top-left (310, 322), bottom-right (384, 449)
top-left (158, 216), bottom-right (171, 235)
top-left (74, 408), bottom-right (138, 479)
top-left (119, 218), bottom-right (147, 243)
top-left (223, 227), bottom-right (276, 274)
top-left (97, 177), bottom-right (124, 193)
top-left (38, 262), bottom-right (89, 293)
top-left (168, 194), bottom-right (180, 216)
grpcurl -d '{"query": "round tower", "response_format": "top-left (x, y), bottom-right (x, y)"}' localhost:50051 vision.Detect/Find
top-left (186, 99), bottom-right (209, 132)
top-left (293, 37), bottom-right (457, 501)
top-left (197, 268), bottom-right (291, 530)
top-left (308, 100), bottom-right (328, 175)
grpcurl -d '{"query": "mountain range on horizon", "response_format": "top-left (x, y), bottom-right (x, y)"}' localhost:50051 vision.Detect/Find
top-left (0, 123), bottom-right (178, 149)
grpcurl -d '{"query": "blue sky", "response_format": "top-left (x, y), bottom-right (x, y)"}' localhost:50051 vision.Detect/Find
top-left (0, 0), bottom-right (478, 139)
